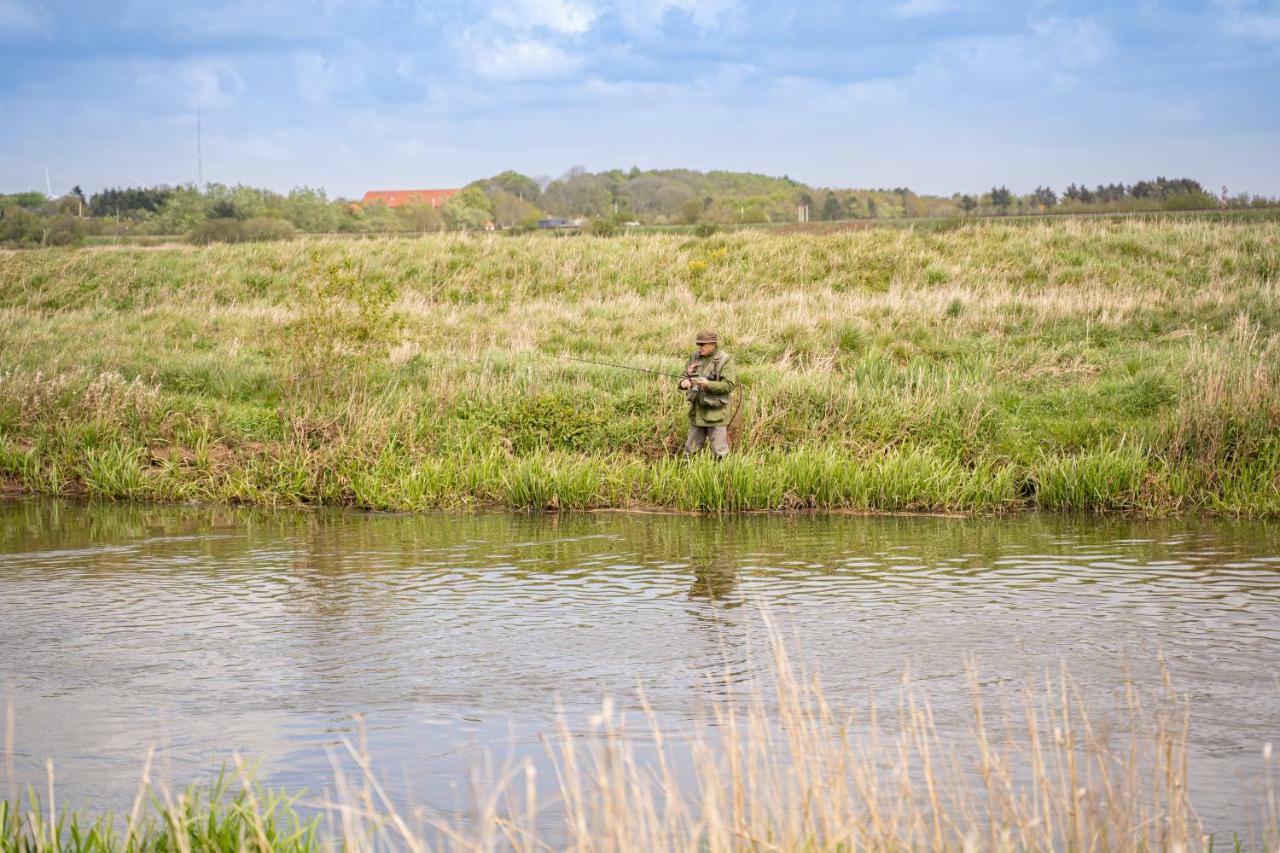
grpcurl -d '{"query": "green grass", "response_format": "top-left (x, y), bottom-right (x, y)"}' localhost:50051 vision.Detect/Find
top-left (2, 215), bottom-right (1279, 514)
top-left (0, 771), bottom-right (317, 853)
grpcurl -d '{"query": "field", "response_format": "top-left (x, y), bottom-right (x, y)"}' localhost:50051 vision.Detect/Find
top-left (1, 215), bottom-right (1279, 514)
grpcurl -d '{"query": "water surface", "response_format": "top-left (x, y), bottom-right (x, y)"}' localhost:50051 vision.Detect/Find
top-left (2, 499), bottom-right (1278, 832)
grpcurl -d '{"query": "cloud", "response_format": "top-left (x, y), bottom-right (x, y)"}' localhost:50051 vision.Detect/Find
top-left (613, 0), bottom-right (741, 33)
top-left (892, 0), bottom-right (952, 20)
top-left (1148, 98), bottom-right (1204, 124)
top-left (471, 36), bottom-right (585, 80)
top-left (177, 60), bottom-right (245, 110)
top-left (0, 0), bottom-right (50, 38)
top-left (125, 0), bottom-right (379, 40)
top-left (1214, 0), bottom-right (1280, 42)
top-left (1029, 16), bottom-right (1113, 69)
top-left (913, 14), bottom-right (1114, 87)
top-left (293, 51), bottom-right (364, 105)
top-left (490, 0), bottom-right (599, 34)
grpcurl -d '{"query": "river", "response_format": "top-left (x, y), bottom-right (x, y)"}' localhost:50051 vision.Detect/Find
top-left (1, 498), bottom-right (1278, 836)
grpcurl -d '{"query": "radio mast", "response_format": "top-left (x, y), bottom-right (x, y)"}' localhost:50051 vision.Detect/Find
top-left (196, 106), bottom-right (204, 190)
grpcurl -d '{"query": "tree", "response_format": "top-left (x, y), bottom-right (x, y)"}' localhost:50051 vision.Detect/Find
top-left (0, 205), bottom-right (41, 244)
top-left (1031, 186), bottom-right (1058, 209)
top-left (820, 192), bottom-right (842, 221)
top-left (540, 171), bottom-right (612, 218)
top-left (990, 186), bottom-right (1012, 214)
top-left (281, 187), bottom-right (340, 232)
top-left (867, 198), bottom-right (878, 219)
top-left (490, 188), bottom-right (540, 228)
top-left (89, 186), bottom-right (173, 217)
top-left (396, 202), bottom-right (445, 232)
top-left (678, 196), bottom-right (703, 224)
top-left (483, 171), bottom-right (541, 205)
top-left (156, 186), bottom-right (207, 232)
top-left (960, 194), bottom-right (977, 215)
top-left (442, 187), bottom-right (492, 230)
top-left (0, 191), bottom-right (47, 210)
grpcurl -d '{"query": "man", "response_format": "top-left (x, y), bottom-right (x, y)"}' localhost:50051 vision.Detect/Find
top-left (678, 330), bottom-right (736, 459)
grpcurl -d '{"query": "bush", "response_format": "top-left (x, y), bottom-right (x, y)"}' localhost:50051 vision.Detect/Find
top-left (1164, 193), bottom-right (1217, 212)
top-left (1, 205), bottom-right (49, 245)
top-left (586, 218), bottom-right (620, 237)
top-left (693, 223), bottom-right (719, 238)
top-left (189, 217), bottom-right (296, 244)
top-left (46, 215), bottom-right (87, 246)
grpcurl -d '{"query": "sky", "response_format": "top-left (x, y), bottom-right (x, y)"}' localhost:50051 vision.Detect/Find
top-left (2, 0), bottom-right (1278, 199)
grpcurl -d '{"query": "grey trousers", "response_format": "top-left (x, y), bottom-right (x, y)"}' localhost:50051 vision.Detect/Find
top-left (685, 425), bottom-right (730, 459)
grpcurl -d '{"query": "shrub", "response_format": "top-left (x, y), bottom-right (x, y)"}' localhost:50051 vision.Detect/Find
top-left (693, 222), bottom-right (718, 238)
top-left (586, 218), bottom-right (620, 237)
top-left (47, 215), bottom-right (87, 247)
top-left (189, 217), bottom-right (296, 244)
top-left (1164, 192), bottom-right (1217, 212)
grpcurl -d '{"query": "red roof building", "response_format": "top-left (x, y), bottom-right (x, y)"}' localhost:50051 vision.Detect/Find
top-left (359, 189), bottom-right (459, 208)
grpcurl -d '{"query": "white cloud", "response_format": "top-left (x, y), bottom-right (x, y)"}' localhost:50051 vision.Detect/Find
top-left (0, 0), bottom-right (50, 37)
top-left (913, 14), bottom-right (1114, 85)
top-left (490, 0), bottom-right (599, 34)
top-left (293, 51), bottom-right (364, 105)
top-left (1030, 16), bottom-right (1113, 68)
top-left (177, 60), bottom-right (245, 110)
top-left (892, 0), bottom-right (952, 20)
top-left (1213, 0), bottom-right (1280, 42)
top-left (126, 0), bottom-right (378, 39)
top-left (613, 0), bottom-right (741, 32)
top-left (1148, 98), bottom-right (1203, 124)
top-left (472, 36), bottom-right (585, 80)
top-left (218, 131), bottom-right (295, 162)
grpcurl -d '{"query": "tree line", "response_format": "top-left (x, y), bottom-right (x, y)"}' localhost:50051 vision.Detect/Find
top-left (1, 169), bottom-right (1275, 246)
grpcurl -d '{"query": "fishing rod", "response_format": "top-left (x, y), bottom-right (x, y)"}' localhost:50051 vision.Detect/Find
top-left (558, 354), bottom-right (748, 428)
top-left (557, 354), bottom-right (686, 380)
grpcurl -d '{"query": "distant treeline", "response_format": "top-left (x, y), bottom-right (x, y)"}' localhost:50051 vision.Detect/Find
top-left (1, 168), bottom-right (1276, 247)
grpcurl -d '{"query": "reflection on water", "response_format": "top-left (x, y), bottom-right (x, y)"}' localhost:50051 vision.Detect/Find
top-left (1, 499), bottom-right (1279, 831)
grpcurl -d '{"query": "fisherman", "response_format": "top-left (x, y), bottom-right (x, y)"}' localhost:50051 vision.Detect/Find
top-left (678, 330), bottom-right (737, 459)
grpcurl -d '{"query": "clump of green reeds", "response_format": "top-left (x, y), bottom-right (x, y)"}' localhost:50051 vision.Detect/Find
top-left (0, 764), bottom-right (317, 852)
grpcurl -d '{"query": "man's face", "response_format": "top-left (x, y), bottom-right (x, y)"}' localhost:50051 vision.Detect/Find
top-left (697, 341), bottom-right (717, 357)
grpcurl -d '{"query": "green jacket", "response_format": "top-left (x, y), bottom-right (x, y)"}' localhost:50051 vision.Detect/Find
top-left (681, 348), bottom-right (737, 427)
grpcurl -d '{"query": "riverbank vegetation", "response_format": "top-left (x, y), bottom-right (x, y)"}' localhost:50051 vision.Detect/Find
top-left (1, 216), bottom-right (1279, 514)
top-left (3, 634), bottom-right (1274, 850)
top-left (4, 169), bottom-right (1273, 247)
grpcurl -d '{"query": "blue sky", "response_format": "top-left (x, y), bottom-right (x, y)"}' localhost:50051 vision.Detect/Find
top-left (2, 0), bottom-right (1278, 198)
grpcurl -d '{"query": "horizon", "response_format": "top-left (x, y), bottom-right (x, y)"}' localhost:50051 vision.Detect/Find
top-left (2, 1), bottom-right (1279, 198)
top-left (4, 164), bottom-right (1262, 204)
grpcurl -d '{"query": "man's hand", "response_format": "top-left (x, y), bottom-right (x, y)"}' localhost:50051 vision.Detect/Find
top-left (690, 377), bottom-right (709, 388)
top-left (679, 378), bottom-right (691, 390)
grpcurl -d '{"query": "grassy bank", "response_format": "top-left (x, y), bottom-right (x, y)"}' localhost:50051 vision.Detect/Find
top-left (1, 216), bottom-right (1279, 514)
